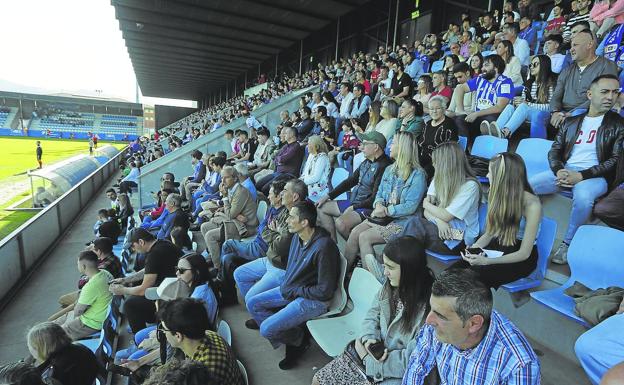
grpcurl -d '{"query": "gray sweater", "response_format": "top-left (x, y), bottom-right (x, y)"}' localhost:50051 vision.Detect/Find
top-left (550, 56), bottom-right (618, 112)
top-left (360, 283), bottom-right (426, 385)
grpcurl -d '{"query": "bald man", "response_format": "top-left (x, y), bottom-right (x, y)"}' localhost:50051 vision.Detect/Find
top-left (550, 30), bottom-right (619, 128)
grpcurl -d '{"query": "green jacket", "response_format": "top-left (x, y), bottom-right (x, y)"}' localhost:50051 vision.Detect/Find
top-left (400, 116), bottom-right (424, 137)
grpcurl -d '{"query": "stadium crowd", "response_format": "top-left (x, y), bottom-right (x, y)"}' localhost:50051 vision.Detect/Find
top-left (2, 1), bottom-right (624, 384)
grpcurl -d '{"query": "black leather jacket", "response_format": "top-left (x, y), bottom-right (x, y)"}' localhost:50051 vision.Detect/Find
top-left (548, 111), bottom-right (624, 182)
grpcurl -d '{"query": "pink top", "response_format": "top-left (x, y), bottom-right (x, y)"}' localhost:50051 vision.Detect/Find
top-left (590, 0), bottom-right (624, 25)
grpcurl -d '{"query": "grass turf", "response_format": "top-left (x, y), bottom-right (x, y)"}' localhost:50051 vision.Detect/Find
top-left (0, 137), bottom-right (126, 239)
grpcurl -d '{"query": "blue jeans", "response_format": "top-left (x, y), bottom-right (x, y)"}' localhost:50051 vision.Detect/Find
top-left (575, 313), bottom-right (624, 385)
top-left (529, 168), bottom-right (607, 243)
top-left (336, 151), bottom-right (354, 174)
top-left (234, 257), bottom-right (286, 303)
top-left (246, 286), bottom-right (328, 348)
top-left (114, 325), bottom-right (156, 363)
top-left (221, 239), bottom-right (267, 265)
top-left (495, 103), bottom-right (550, 138)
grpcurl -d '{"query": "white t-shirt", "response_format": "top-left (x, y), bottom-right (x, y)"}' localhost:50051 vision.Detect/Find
top-left (427, 179), bottom-right (480, 246)
top-left (566, 115), bottom-right (603, 169)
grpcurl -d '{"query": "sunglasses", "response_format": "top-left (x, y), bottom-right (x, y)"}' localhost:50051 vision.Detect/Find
top-left (156, 324), bottom-right (172, 342)
top-left (176, 267), bottom-right (191, 274)
top-left (530, 62), bottom-right (540, 68)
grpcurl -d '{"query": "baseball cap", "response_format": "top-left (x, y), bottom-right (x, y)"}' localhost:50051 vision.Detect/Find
top-left (145, 278), bottom-right (191, 301)
top-left (359, 131), bottom-right (387, 149)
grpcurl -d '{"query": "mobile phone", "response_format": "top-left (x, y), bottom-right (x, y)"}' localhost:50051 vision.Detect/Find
top-left (466, 247), bottom-right (484, 255)
top-left (367, 341), bottom-right (385, 360)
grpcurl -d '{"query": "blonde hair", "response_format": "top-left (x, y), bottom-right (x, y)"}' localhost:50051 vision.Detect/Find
top-left (307, 135), bottom-right (328, 154)
top-left (391, 131), bottom-right (421, 181)
top-left (486, 152), bottom-right (532, 246)
top-left (27, 322), bottom-right (72, 362)
top-left (431, 142), bottom-right (478, 208)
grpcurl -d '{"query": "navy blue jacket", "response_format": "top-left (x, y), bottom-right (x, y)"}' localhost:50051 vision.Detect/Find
top-left (280, 227), bottom-right (339, 302)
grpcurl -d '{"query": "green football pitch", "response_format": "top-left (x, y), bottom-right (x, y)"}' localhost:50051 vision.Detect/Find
top-left (0, 137), bottom-right (126, 239)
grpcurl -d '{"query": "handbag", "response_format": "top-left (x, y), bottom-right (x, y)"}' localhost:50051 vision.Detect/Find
top-left (343, 340), bottom-right (374, 383)
top-left (364, 214), bottom-right (393, 227)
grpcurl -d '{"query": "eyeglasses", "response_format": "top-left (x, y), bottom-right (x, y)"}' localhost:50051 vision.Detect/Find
top-left (176, 267), bottom-right (191, 274)
top-left (530, 62), bottom-right (540, 68)
top-left (157, 324), bottom-right (172, 342)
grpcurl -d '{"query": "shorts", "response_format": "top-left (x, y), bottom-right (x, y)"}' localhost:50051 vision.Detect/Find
top-left (336, 200), bottom-right (372, 219)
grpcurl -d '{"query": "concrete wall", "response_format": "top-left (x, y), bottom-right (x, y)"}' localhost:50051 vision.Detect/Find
top-left (0, 148), bottom-right (124, 307)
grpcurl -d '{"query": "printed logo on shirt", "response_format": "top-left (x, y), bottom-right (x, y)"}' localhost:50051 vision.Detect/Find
top-left (575, 129), bottom-right (597, 145)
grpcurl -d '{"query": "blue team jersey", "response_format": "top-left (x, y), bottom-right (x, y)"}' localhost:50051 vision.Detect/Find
top-left (467, 75), bottom-right (514, 111)
top-left (603, 24), bottom-right (624, 69)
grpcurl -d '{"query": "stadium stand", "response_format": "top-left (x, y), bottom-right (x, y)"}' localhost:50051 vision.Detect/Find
top-left (1, 1), bottom-right (624, 384)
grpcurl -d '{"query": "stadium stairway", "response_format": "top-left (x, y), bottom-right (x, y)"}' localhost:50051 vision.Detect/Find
top-left (0, 107), bottom-right (19, 129)
top-left (135, 86), bottom-right (319, 208)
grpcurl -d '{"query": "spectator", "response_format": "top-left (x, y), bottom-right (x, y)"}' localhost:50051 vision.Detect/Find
top-left (156, 193), bottom-right (185, 240)
top-left (198, 166), bottom-right (258, 269)
top-left (545, 4), bottom-right (567, 36)
top-left (295, 106), bottom-right (314, 141)
top-left (564, 0), bottom-right (593, 42)
top-left (374, 99), bottom-right (400, 141)
top-left (224, 129), bottom-right (237, 153)
top-left (594, 145), bottom-right (624, 229)
top-left (551, 29), bottom-right (619, 128)
top-left (191, 157), bottom-right (225, 223)
top-left (117, 193), bottom-right (134, 231)
top-left (453, 54), bottom-right (514, 144)
top-left (398, 99), bottom-right (425, 136)
top-left (234, 163), bottom-right (257, 201)
top-left (503, 22), bottom-right (531, 66)
top-left (596, 23), bottom-right (624, 70)
top-left (544, 34), bottom-right (567, 73)
top-left (447, 62), bottom-right (475, 119)
top-left (300, 136), bottom-right (330, 202)
top-left (458, 152), bottom-right (542, 288)
top-left (519, 0), bottom-right (541, 21)
top-left (233, 130), bottom-right (258, 164)
top-left (468, 53), bottom-right (484, 78)
top-left (346, 131), bottom-right (426, 271)
top-left (0, 361), bottom-right (46, 385)
top-left (157, 298), bottom-right (244, 384)
top-left (391, 62), bottom-right (412, 100)
top-left (234, 179), bottom-right (308, 328)
top-left (248, 128), bottom-right (276, 177)
top-left (350, 84), bottom-right (372, 122)
top-left (312, 237), bottom-right (435, 385)
top-left (338, 82), bottom-right (355, 127)
top-left (355, 70), bottom-right (372, 95)
top-left (91, 236), bottom-right (123, 279)
top-left (170, 225), bottom-right (192, 252)
top-left (246, 201), bottom-right (340, 370)
top-left (96, 209), bottom-right (122, 243)
top-left (402, 269), bottom-right (540, 385)
top-left (519, 16), bottom-right (537, 49)
top-left (109, 228), bottom-right (182, 333)
top-left (361, 101), bottom-right (382, 134)
top-left (475, 13), bottom-right (499, 49)
top-left (182, 150), bottom-right (206, 202)
top-left (316, 131), bottom-right (392, 243)
top-left (27, 322), bottom-right (98, 385)
top-left (485, 54), bottom-right (556, 138)
top-left (321, 91), bottom-right (340, 120)
top-left (459, 31), bottom-right (473, 59)
top-left (430, 71), bottom-right (453, 106)
top-left (404, 52), bottom-right (424, 82)
top-left (545, 0), bottom-right (567, 21)
top-left (531, 74), bottom-right (624, 264)
top-left (496, 39), bottom-right (523, 86)
top-left (575, 300), bottom-right (624, 385)
top-left (119, 161), bottom-right (140, 194)
top-left (413, 74), bottom-right (433, 111)
top-left (418, 97), bottom-right (459, 177)
top-left (255, 126), bottom-right (304, 196)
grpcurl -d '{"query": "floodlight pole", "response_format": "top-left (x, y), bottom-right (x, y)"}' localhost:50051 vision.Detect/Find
top-left (393, 0), bottom-right (400, 48)
top-left (335, 17), bottom-right (340, 61)
top-left (299, 40), bottom-right (303, 75)
top-left (386, 0), bottom-right (392, 49)
top-left (275, 54), bottom-right (279, 80)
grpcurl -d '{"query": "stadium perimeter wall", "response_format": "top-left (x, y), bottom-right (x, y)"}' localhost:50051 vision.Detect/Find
top-left (0, 147), bottom-right (125, 308)
top-left (137, 86), bottom-right (319, 207)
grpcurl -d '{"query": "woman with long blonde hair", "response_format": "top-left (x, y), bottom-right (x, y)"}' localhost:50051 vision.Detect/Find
top-left (344, 131), bottom-right (427, 273)
top-left (457, 152), bottom-right (542, 288)
top-left (300, 135), bottom-right (330, 203)
top-left (368, 142), bottom-right (480, 281)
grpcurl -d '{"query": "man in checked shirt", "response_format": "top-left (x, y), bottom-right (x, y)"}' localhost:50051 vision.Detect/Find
top-left (402, 269), bottom-right (540, 385)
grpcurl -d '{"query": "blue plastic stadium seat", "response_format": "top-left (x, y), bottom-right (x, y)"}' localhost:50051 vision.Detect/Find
top-left (471, 136), bottom-right (508, 159)
top-left (458, 136), bottom-right (468, 151)
top-left (501, 217), bottom-right (557, 292)
top-left (515, 138), bottom-right (553, 180)
top-left (530, 225), bottom-right (624, 326)
top-left (331, 168), bottom-right (349, 200)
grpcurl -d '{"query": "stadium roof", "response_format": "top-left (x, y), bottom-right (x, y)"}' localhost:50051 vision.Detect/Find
top-left (112, 0), bottom-right (369, 100)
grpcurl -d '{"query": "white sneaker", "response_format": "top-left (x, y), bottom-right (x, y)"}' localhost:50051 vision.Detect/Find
top-left (551, 242), bottom-right (569, 265)
top-left (480, 120), bottom-right (492, 136)
top-left (489, 121), bottom-right (503, 137)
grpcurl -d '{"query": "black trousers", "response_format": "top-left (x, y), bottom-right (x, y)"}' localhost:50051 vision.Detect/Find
top-left (124, 295), bottom-right (156, 333)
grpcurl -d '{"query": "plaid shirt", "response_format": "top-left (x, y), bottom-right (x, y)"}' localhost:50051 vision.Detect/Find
top-left (189, 331), bottom-right (244, 385)
top-left (402, 310), bottom-right (540, 385)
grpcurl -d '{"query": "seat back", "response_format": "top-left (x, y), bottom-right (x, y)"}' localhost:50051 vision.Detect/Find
top-left (353, 152), bottom-right (365, 171)
top-left (323, 253), bottom-right (349, 317)
top-left (237, 360), bottom-right (249, 385)
top-left (349, 268), bottom-right (382, 315)
top-left (471, 136), bottom-right (508, 159)
top-left (331, 168), bottom-right (350, 200)
top-left (478, 202), bottom-right (488, 235)
top-left (515, 138), bottom-right (553, 179)
top-left (530, 217), bottom-right (557, 281)
top-left (217, 320), bottom-right (232, 345)
top-left (256, 200), bottom-right (268, 223)
top-left (458, 136), bottom-right (468, 151)
top-left (337, 130), bottom-right (345, 146)
top-left (567, 225), bottom-right (624, 290)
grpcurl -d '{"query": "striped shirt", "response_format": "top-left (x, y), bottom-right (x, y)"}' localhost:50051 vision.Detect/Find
top-left (467, 75), bottom-right (514, 112)
top-left (402, 310), bottom-right (541, 385)
top-left (525, 82), bottom-right (555, 112)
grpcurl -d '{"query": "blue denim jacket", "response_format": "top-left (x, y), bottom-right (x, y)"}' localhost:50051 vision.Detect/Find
top-left (374, 166), bottom-right (427, 218)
